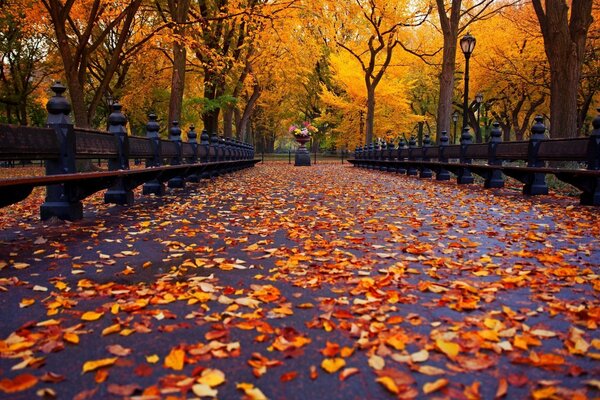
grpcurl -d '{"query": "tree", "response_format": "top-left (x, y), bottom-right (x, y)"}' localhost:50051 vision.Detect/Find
top-left (532, 0), bottom-right (593, 137)
top-left (430, 0), bottom-right (520, 140)
top-left (322, 0), bottom-right (429, 144)
top-left (40, 0), bottom-right (145, 127)
top-left (0, 0), bottom-right (53, 125)
top-left (165, 0), bottom-right (191, 128)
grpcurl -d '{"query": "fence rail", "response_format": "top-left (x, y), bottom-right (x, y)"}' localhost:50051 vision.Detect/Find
top-left (349, 115), bottom-right (600, 206)
top-left (0, 82), bottom-right (258, 220)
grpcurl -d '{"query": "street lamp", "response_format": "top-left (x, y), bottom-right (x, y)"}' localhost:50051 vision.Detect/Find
top-left (460, 32), bottom-right (476, 130)
top-left (475, 92), bottom-right (483, 143)
top-left (452, 111), bottom-right (459, 144)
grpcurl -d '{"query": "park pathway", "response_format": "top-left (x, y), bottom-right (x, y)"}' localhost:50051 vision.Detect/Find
top-left (0, 162), bottom-right (599, 399)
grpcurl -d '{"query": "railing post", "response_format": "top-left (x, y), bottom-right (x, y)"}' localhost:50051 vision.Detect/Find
top-left (387, 140), bottom-right (397, 173)
top-left (485, 122), bottom-right (504, 188)
top-left (420, 133), bottom-right (433, 178)
top-left (457, 127), bottom-right (474, 184)
top-left (104, 102), bottom-right (134, 205)
top-left (582, 108), bottom-right (600, 205)
top-left (209, 131), bottom-right (218, 162)
top-left (200, 129), bottom-right (211, 179)
top-left (167, 121), bottom-right (185, 188)
top-left (436, 131), bottom-right (451, 181)
top-left (210, 131), bottom-right (220, 177)
top-left (407, 136), bottom-right (418, 176)
top-left (142, 113), bottom-right (165, 195)
top-left (398, 138), bottom-right (408, 174)
top-left (40, 82), bottom-right (83, 220)
top-left (187, 125), bottom-right (200, 183)
top-left (380, 140), bottom-right (388, 171)
top-left (523, 116), bottom-right (548, 195)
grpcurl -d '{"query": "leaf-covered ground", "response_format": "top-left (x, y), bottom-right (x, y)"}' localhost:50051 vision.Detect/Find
top-left (0, 163), bottom-right (599, 399)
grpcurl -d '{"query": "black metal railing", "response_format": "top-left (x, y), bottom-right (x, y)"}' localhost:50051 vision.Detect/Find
top-left (349, 114), bottom-right (600, 206)
top-left (0, 82), bottom-right (259, 220)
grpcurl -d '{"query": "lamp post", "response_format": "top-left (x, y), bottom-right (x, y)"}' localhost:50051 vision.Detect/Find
top-left (475, 92), bottom-right (483, 143)
top-left (452, 111), bottom-right (459, 144)
top-left (460, 33), bottom-right (476, 130)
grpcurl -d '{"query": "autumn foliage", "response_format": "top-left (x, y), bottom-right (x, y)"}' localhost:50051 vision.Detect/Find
top-left (0, 0), bottom-right (597, 148)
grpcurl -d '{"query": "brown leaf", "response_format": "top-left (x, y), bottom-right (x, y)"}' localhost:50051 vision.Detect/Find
top-left (106, 344), bottom-right (132, 357)
top-left (107, 384), bottom-right (140, 396)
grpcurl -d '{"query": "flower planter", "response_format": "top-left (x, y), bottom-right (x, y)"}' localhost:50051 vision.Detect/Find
top-left (294, 135), bottom-right (311, 166)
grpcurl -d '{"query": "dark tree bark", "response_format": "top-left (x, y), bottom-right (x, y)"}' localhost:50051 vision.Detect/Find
top-left (435, 0), bottom-right (461, 141)
top-left (167, 0), bottom-right (191, 127)
top-left (532, 0), bottom-right (593, 138)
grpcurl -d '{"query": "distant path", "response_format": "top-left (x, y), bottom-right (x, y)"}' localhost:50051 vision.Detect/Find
top-left (0, 163), bottom-right (598, 399)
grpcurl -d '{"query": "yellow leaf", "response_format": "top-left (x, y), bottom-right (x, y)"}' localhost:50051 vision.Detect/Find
top-left (435, 338), bottom-right (460, 359)
top-left (36, 319), bottom-right (60, 327)
top-left (197, 368), bottom-right (225, 387)
top-left (423, 378), bottom-right (449, 394)
top-left (102, 324), bottom-right (121, 336)
top-left (81, 311), bottom-right (104, 321)
top-left (236, 383), bottom-right (268, 400)
top-left (192, 384), bottom-right (218, 398)
top-left (376, 376), bottom-right (399, 394)
top-left (82, 357), bottom-right (118, 373)
top-left (164, 348), bottom-right (185, 370)
top-left (19, 298), bottom-right (35, 308)
top-left (146, 354), bottom-right (159, 364)
top-left (321, 358), bottom-right (346, 373)
top-left (63, 333), bottom-right (79, 344)
top-left (478, 330), bottom-right (500, 342)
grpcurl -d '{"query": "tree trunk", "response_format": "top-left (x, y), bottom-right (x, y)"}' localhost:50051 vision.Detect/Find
top-left (65, 70), bottom-right (90, 128)
top-left (548, 58), bottom-right (580, 137)
top-left (365, 86), bottom-right (375, 144)
top-left (437, 39), bottom-right (458, 140)
top-left (237, 82), bottom-right (261, 142)
top-left (532, 0), bottom-right (593, 138)
top-left (167, 0), bottom-right (190, 127)
top-left (435, 0), bottom-right (461, 141)
top-left (168, 40), bottom-right (187, 126)
top-left (223, 107), bottom-right (234, 138)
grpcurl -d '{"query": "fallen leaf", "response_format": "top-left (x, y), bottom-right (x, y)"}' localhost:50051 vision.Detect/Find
top-left (164, 348), bottom-right (185, 370)
top-left (0, 374), bottom-right (38, 393)
top-left (321, 358), bottom-right (346, 373)
top-left (82, 358), bottom-right (118, 373)
top-left (423, 378), bottom-right (449, 394)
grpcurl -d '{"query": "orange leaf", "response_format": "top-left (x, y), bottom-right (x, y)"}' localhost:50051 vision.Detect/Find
top-left (63, 332), bottom-right (79, 344)
top-left (280, 371), bottom-right (298, 382)
top-left (320, 341), bottom-right (340, 357)
top-left (495, 378), bottom-right (508, 398)
top-left (0, 374), bottom-right (38, 393)
top-left (376, 376), bottom-right (399, 394)
top-left (81, 311), bottom-right (104, 321)
top-left (164, 348), bottom-right (185, 370)
top-left (321, 358), bottom-right (345, 373)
